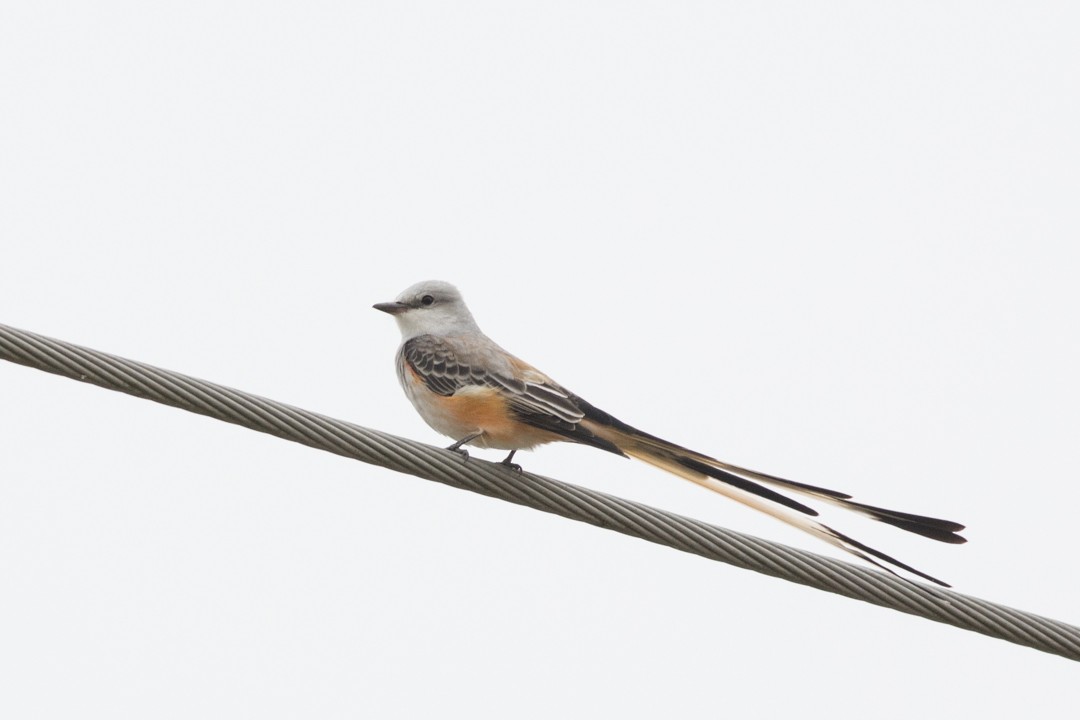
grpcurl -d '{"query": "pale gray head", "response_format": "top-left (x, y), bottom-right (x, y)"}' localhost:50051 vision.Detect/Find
top-left (373, 280), bottom-right (480, 338)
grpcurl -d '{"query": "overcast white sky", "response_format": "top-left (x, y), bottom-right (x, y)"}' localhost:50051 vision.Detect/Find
top-left (2, 2), bottom-right (1079, 717)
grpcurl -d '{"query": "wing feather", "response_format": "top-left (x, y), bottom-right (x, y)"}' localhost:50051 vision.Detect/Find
top-left (400, 335), bottom-right (623, 455)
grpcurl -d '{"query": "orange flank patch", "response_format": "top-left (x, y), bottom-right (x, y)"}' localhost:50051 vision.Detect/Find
top-left (439, 387), bottom-right (562, 449)
top-left (401, 360), bottom-right (562, 450)
top-left (441, 387), bottom-right (514, 434)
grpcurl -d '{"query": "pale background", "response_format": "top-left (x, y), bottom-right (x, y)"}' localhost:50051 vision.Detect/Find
top-left (2, 3), bottom-right (1078, 717)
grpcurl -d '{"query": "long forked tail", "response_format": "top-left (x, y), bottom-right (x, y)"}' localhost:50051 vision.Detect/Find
top-left (582, 416), bottom-right (966, 587)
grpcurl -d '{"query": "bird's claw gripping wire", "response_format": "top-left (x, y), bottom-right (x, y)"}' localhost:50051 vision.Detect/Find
top-left (446, 431), bottom-right (484, 462)
top-left (499, 450), bottom-right (522, 473)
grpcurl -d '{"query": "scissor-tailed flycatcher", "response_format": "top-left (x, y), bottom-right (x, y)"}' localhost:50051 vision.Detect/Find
top-left (375, 280), bottom-right (965, 586)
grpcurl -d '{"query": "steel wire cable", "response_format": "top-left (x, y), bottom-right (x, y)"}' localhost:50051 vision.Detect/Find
top-left (1, 322), bottom-right (1077, 661)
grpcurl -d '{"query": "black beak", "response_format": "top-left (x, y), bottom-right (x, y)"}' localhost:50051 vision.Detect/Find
top-left (373, 301), bottom-right (409, 316)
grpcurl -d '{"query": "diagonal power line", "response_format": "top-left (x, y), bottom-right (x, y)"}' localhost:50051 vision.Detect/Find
top-left (1, 321), bottom-right (1078, 662)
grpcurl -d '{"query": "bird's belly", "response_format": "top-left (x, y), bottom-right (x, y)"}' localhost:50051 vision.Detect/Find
top-left (405, 383), bottom-right (558, 451)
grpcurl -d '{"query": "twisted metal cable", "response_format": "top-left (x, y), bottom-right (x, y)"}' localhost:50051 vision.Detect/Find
top-left (1, 321), bottom-right (1077, 662)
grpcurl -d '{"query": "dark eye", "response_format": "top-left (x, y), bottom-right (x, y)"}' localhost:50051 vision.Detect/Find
top-left (420, 294), bottom-right (435, 306)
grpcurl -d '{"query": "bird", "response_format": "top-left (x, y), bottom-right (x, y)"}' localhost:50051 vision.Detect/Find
top-left (374, 280), bottom-right (965, 586)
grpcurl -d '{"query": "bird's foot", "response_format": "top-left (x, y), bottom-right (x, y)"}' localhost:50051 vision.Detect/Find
top-left (499, 451), bottom-right (522, 473)
top-left (446, 431), bottom-right (484, 462)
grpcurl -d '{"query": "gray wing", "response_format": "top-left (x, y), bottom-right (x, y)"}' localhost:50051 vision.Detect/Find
top-left (400, 335), bottom-right (624, 454)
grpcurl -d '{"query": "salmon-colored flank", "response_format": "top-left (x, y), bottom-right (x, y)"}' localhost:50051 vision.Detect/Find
top-left (403, 361), bottom-right (562, 450)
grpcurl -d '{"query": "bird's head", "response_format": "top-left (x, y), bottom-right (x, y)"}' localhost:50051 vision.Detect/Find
top-left (374, 280), bottom-right (480, 338)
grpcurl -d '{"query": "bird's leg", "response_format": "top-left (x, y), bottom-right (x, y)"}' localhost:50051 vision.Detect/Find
top-left (499, 450), bottom-right (522, 473)
top-left (446, 430), bottom-right (484, 461)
